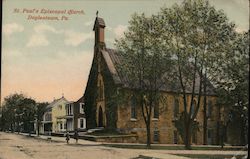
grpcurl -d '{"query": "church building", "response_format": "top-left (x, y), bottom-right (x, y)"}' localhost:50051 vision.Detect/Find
top-left (84, 16), bottom-right (222, 145)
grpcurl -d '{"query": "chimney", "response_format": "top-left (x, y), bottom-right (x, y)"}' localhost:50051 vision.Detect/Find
top-left (93, 12), bottom-right (106, 49)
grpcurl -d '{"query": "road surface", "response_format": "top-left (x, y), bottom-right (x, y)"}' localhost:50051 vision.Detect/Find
top-left (0, 132), bottom-right (247, 159)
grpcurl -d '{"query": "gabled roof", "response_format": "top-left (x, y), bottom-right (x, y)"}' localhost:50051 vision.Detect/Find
top-left (46, 97), bottom-right (68, 110)
top-left (101, 47), bottom-right (217, 95)
top-left (76, 96), bottom-right (84, 103)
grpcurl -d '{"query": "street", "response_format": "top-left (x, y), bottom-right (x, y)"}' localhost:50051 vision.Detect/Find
top-left (0, 132), bottom-right (247, 159)
top-left (0, 132), bottom-right (188, 159)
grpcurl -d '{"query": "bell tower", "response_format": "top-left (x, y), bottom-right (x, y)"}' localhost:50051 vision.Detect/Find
top-left (93, 11), bottom-right (106, 49)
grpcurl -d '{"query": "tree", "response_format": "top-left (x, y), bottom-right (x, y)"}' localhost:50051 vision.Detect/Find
top-left (115, 13), bottom-right (172, 148)
top-left (0, 93), bottom-right (37, 133)
top-left (159, 0), bottom-right (236, 149)
top-left (0, 94), bottom-right (26, 131)
top-left (214, 31), bottom-right (249, 145)
top-left (20, 98), bottom-right (36, 133)
top-left (36, 102), bottom-right (48, 136)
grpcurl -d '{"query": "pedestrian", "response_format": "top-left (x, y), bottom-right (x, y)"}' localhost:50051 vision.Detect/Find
top-left (65, 131), bottom-right (70, 144)
top-left (74, 129), bottom-right (79, 144)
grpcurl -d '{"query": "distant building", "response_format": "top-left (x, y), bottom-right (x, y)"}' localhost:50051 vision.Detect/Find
top-left (65, 102), bottom-right (74, 131)
top-left (65, 96), bottom-right (86, 132)
top-left (40, 96), bottom-right (68, 134)
top-left (84, 16), bottom-right (224, 145)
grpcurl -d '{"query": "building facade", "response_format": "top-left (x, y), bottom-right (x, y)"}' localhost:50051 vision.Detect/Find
top-left (73, 96), bottom-right (86, 131)
top-left (40, 96), bottom-right (69, 134)
top-left (84, 16), bottom-right (225, 145)
top-left (65, 96), bottom-right (86, 132)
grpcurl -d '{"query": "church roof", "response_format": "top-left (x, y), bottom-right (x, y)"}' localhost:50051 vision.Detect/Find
top-left (101, 48), bottom-right (217, 95)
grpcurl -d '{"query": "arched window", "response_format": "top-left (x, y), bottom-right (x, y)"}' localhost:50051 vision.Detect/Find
top-left (190, 100), bottom-right (196, 118)
top-left (98, 79), bottom-right (104, 100)
top-left (130, 96), bottom-right (137, 119)
top-left (207, 100), bottom-right (212, 118)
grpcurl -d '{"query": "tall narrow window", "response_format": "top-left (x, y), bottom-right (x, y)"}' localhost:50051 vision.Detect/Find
top-left (131, 96), bottom-right (137, 119)
top-left (173, 130), bottom-right (178, 144)
top-left (80, 103), bottom-right (84, 114)
top-left (153, 130), bottom-right (160, 142)
top-left (174, 98), bottom-right (179, 118)
top-left (190, 100), bottom-right (196, 118)
top-left (207, 100), bottom-right (212, 118)
top-left (98, 79), bottom-right (104, 100)
top-left (78, 118), bottom-right (86, 129)
top-left (192, 130), bottom-right (197, 144)
top-left (153, 101), bottom-right (159, 119)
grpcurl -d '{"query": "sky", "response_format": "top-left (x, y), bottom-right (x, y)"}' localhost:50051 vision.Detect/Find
top-left (1, 0), bottom-right (249, 103)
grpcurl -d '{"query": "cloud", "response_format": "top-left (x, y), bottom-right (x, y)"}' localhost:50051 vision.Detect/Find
top-left (235, 27), bottom-right (248, 33)
top-left (26, 24), bottom-right (58, 48)
top-left (113, 25), bottom-right (127, 38)
top-left (106, 26), bottom-right (113, 31)
top-left (26, 34), bottom-right (49, 47)
top-left (26, 24), bottom-right (93, 48)
top-left (34, 24), bottom-right (61, 34)
top-left (26, 24), bottom-right (62, 48)
top-left (84, 21), bottom-right (93, 26)
top-left (3, 23), bottom-right (24, 37)
top-left (64, 30), bottom-right (93, 46)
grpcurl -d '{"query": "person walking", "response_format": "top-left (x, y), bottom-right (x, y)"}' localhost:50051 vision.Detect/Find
top-left (74, 130), bottom-right (79, 144)
top-left (65, 131), bottom-right (70, 144)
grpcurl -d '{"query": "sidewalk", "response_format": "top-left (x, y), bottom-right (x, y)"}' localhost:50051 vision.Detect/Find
top-left (18, 132), bottom-right (102, 146)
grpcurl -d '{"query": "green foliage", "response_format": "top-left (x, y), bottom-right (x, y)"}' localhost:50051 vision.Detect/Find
top-left (215, 31), bottom-right (249, 145)
top-left (115, 0), bottom-right (243, 148)
top-left (0, 93), bottom-right (39, 133)
top-left (158, 0), bottom-right (238, 148)
top-left (115, 12), bottom-right (173, 148)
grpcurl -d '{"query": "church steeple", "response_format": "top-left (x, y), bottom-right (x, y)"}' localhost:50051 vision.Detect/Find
top-left (93, 11), bottom-right (106, 48)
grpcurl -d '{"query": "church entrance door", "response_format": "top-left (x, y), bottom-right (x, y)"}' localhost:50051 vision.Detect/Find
top-left (98, 106), bottom-right (104, 127)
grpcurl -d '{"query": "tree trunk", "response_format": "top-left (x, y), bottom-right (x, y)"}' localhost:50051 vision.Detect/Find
top-left (184, 121), bottom-right (192, 149)
top-left (146, 120), bottom-right (151, 148)
top-left (203, 73), bottom-right (207, 145)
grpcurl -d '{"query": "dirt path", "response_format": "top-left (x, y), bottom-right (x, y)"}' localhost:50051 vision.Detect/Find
top-left (0, 132), bottom-right (189, 159)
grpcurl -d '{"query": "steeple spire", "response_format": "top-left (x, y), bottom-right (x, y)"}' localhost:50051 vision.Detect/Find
top-left (93, 13), bottom-right (106, 48)
top-left (96, 10), bottom-right (99, 17)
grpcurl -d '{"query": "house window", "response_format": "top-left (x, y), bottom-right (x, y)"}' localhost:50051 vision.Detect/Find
top-left (190, 100), bottom-right (196, 118)
top-left (60, 123), bottom-right (63, 130)
top-left (130, 96), bottom-right (137, 119)
top-left (45, 113), bottom-right (52, 121)
top-left (66, 104), bottom-right (73, 115)
top-left (173, 130), bottom-right (178, 144)
top-left (80, 103), bottom-right (84, 114)
top-left (207, 100), bottom-right (212, 118)
top-left (153, 101), bottom-right (159, 119)
top-left (78, 118), bottom-right (86, 129)
top-left (153, 130), bottom-right (160, 142)
top-left (58, 105), bottom-right (62, 110)
top-left (174, 98), bottom-right (179, 118)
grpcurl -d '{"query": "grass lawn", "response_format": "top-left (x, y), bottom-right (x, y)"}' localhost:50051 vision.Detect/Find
top-left (87, 129), bottom-right (126, 136)
top-left (175, 154), bottom-right (245, 159)
top-left (103, 144), bottom-right (245, 151)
